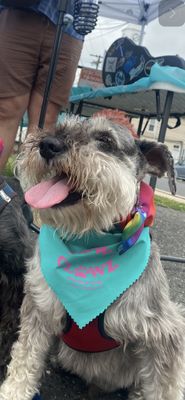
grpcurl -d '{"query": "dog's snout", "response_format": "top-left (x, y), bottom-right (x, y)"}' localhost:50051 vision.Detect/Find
top-left (39, 137), bottom-right (63, 160)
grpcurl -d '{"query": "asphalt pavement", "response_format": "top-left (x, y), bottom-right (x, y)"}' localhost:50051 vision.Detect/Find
top-left (144, 175), bottom-right (185, 197)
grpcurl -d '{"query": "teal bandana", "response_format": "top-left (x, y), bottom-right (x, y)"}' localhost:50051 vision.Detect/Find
top-left (39, 224), bottom-right (151, 329)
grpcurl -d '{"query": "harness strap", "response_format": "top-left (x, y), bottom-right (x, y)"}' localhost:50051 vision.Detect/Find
top-left (62, 313), bottom-right (120, 353)
top-left (0, 177), bottom-right (17, 213)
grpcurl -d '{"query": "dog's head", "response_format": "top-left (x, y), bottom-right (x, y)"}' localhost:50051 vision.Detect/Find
top-left (17, 115), bottom-right (176, 236)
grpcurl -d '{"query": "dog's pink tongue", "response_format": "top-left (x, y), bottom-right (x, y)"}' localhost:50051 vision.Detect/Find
top-left (25, 177), bottom-right (70, 209)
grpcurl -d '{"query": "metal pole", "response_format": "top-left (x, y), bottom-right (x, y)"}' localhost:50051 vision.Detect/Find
top-left (38, 0), bottom-right (72, 129)
top-left (137, 115), bottom-right (144, 137)
top-left (149, 91), bottom-right (174, 190)
top-left (160, 255), bottom-right (185, 264)
top-left (138, 21), bottom-right (145, 45)
top-left (157, 91), bottom-right (174, 143)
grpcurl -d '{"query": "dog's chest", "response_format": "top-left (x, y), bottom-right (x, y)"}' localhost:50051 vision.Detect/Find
top-left (61, 312), bottom-right (119, 352)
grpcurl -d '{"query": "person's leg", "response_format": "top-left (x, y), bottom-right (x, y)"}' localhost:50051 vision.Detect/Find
top-left (0, 94), bottom-right (30, 172)
top-left (27, 25), bottom-right (83, 134)
top-left (27, 91), bottom-right (60, 133)
top-left (0, 9), bottom-right (45, 171)
top-left (45, 32), bottom-right (83, 108)
top-left (27, 30), bottom-right (83, 133)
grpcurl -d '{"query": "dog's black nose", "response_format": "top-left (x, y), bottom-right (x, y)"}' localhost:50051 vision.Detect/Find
top-left (39, 137), bottom-right (63, 160)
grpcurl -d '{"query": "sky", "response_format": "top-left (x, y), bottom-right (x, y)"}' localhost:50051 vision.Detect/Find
top-left (79, 15), bottom-right (185, 69)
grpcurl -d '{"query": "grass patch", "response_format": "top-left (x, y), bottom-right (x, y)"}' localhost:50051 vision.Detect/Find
top-left (155, 195), bottom-right (185, 212)
top-left (2, 155), bottom-right (16, 177)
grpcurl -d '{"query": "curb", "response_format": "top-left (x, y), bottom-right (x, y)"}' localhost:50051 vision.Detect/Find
top-left (155, 189), bottom-right (185, 204)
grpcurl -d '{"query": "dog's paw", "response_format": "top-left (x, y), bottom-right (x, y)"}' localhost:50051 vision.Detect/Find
top-left (0, 386), bottom-right (17, 400)
top-left (88, 384), bottom-right (104, 399)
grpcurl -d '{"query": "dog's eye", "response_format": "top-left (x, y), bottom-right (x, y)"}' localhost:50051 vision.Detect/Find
top-left (94, 132), bottom-right (119, 155)
top-left (98, 136), bottom-right (112, 143)
top-left (95, 132), bottom-right (114, 144)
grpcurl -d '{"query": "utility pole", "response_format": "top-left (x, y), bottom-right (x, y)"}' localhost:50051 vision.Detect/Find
top-left (90, 54), bottom-right (103, 69)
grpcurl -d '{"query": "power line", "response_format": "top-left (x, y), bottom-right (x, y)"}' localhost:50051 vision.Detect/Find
top-left (90, 54), bottom-right (104, 69)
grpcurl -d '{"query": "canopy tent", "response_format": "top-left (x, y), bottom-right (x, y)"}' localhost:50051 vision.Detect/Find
top-left (99, 0), bottom-right (182, 24)
top-left (98, 1), bottom-right (183, 43)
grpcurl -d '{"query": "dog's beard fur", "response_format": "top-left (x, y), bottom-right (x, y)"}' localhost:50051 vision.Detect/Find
top-left (1, 115), bottom-right (184, 400)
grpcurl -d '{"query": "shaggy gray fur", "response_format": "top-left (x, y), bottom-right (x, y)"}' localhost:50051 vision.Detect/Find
top-left (0, 177), bottom-right (33, 381)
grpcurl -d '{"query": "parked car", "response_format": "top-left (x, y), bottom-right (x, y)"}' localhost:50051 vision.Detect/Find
top-left (175, 162), bottom-right (185, 180)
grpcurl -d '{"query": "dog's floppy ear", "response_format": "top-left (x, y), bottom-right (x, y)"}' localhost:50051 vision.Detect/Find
top-left (136, 140), bottom-right (176, 195)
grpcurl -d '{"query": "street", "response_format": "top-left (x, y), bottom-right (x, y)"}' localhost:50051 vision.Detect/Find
top-left (145, 175), bottom-right (185, 197)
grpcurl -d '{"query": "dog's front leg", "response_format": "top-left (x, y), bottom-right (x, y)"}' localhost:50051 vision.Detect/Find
top-left (134, 346), bottom-right (185, 400)
top-left (0, 292), bottom-right (52, 400)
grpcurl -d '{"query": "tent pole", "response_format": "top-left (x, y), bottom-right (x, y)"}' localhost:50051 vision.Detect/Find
top-left (38, 0), bottom-right (71, 129)
top-left (137, 115), bottom-right (144, 137)
top-left (138, 21), bottom-right (145, 45)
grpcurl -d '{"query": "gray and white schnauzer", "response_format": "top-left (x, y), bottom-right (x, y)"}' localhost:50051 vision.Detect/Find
top-left (0, 176), bottom-right (32, 381)
top-left (0, 115), bottom-right (184, 400)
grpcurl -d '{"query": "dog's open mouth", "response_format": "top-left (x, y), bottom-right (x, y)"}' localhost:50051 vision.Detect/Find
top-left (25, 175), bottom-right (82, 209)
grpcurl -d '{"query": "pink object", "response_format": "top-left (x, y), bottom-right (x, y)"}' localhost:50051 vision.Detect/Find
top-left (0, 138), bottom-right (4, 154)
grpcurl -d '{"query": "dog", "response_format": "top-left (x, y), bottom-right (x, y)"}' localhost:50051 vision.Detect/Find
top-left (0, 176), bottom-right (33, 382)
top-left (0, 114), bottom-right (184, 400)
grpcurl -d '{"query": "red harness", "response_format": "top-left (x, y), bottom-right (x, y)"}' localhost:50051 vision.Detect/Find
top-left (62, 313), bottom-right (120, 352)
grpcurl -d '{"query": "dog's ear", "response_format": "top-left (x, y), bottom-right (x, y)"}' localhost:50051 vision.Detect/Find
top-left (136, 140), bottom-right (176, 195)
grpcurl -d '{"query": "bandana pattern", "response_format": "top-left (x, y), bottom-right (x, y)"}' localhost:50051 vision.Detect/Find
top-left (40, 239), bottom-right (152, 328)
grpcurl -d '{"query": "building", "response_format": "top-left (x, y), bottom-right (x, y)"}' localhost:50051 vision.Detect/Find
top-left (133, 117), bottom-right (185, 164)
